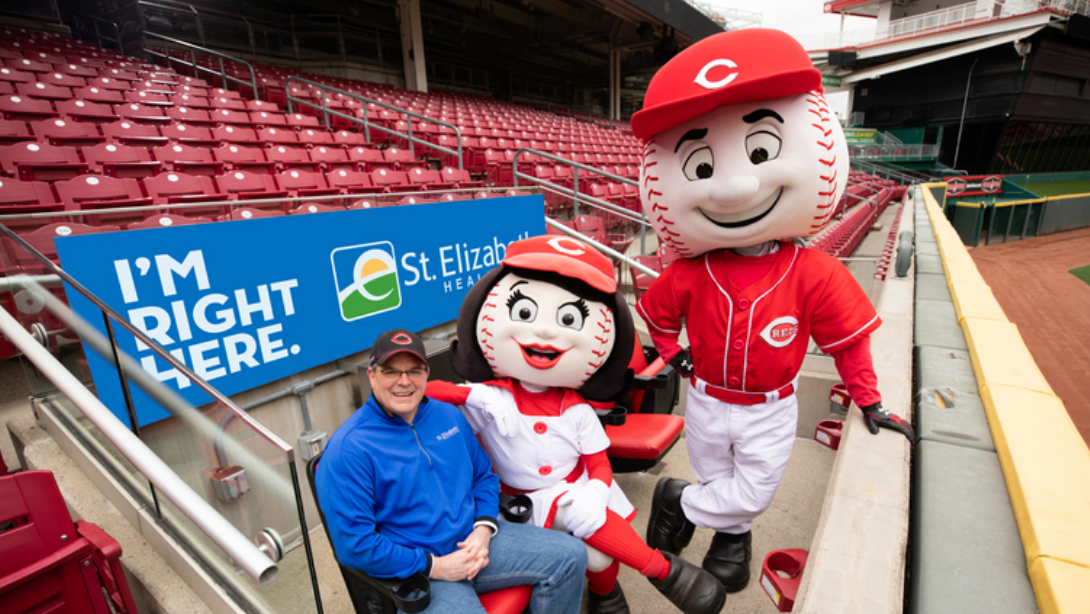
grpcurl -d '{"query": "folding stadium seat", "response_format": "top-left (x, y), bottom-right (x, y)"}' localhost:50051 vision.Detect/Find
top-left (113, 102), bottom-right (168, 124)
top-left (405, 168), bottom-right (452, 191)
top-left (54, 174), bottom-right (152, 226)
top-left (0, 141), bottom-right (86, 181)
top-left (72, 85), bottom-right (124, 105)
top-left (249, 110), bottom-right (288, 129)
top-left (0, 176), bottom-right (63, 214)
top-left (86, 76), bottom-right (129, 91)
top-left (331, 129), bottom-right (368, 147)
top-left (0, 94), bottom-right (56, 122)
top-left (82, 143), bottom-right (159, 178)
top-left (160, 122), bottom-right (216, 147)
top-left (212, 124), bottom-right (262, 146)
top-left (54, 99), bottom-right (117, 125)
top-left (126, 213), bottom-right (211, 229)
top-left (214, 170), bottom-right (288, 206)
top-left (16, 80), bottom-right (72, 101)
top-left (369, 168), bottom-right (415, 193)
top-left (346, 197), bottom-right (381, 209)
top-left (123, 89), bottom-right (171, 106)
top-left (264, 144), bottom-right (315, 172)
top-left (99, 67), bottom-right (140, 82)
top-left (346, 145), bottom-right (388, 172)
top-left (657, 244), bottom-right (681, 267)
top-left (394, 194), bottom-right (436, 206)
top-left (0, 119), bottom-right (30, 144)
top-left (257, 126), bottom-right (298, 148)
top-left (56, 63), bottom-right (99, 78)
top-left (215, 206), bottom-right (284, 221)
top-left (274, 169), bottom-right (339, 198)
top-left (102, 121), bottom-right (166, 151)
top-left (4, 57), bottom-right (52, 74)
top-left (168, 92), bottom-right (212, 110)
top-left (212, 144), bottom-right (274, 174)
top-left (307, 145), bottom-right (353, 172)
top-left (144, 172), bottom-right (228, 211)
top-left (286, 113), bottom-right (319, 129)
top-left (67, 57), bottom-right (110, 70)
top-left (153, 143), bottom-right (223, 176)
top-left (208, 87), bottom-right (241, 100)
top-left (324, 168), bottom-right (373, 194)
top-left (175, 77), bottom-right (209, 90)
top-left (209, 96), bottom-right (247, 111)
top-left (288, 202), bottom-right (345, 215)
top-left (30, 117), bottom-right (104, 147)
top-left (437, 167), bottom-right (484, 189)
top-left (484, 149), bottom-right (514, 186)
top-left (382, 147), bottom-right (426, 171)
top-left (245, 99), bottom-right (279, 113)
top-left (296, 128), bottom-right (334, 147)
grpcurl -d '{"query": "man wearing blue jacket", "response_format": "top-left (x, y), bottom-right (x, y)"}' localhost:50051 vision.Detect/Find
top-left (317, 328), bottom-right (588, 613)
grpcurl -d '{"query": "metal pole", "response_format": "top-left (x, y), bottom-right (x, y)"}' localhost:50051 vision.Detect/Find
top-left (0, 307), bottom-right (278, 585)
top-left (953, 57), bottom-right (979, 170)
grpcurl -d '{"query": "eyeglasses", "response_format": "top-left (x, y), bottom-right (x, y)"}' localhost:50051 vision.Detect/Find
top-left (377, 367), bottom-right (428, 382)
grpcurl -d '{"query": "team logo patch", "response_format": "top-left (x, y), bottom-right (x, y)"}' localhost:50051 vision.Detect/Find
top-left (760, 316), bottom-right (799, 348)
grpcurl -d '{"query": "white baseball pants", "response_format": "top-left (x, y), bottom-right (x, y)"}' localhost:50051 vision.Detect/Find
top-left (679, 382), bottom-right (798, 534)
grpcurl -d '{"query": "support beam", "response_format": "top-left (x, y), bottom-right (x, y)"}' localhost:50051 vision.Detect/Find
top-left (398, 0), bottom-right (429, 93)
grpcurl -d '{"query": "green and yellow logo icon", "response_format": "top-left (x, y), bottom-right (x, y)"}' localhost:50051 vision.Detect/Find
top-left (331, 242), bottom-right (402, 322)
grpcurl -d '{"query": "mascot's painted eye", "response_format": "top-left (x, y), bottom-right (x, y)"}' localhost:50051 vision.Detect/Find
top-left (556, 300), bottom-right (589, 330)
top-left (507, 289), bottom-right (538, 323)
top-left (682, 146), bottom-right (714, 181)
top-left (745, 131), bottom-right (781, 165)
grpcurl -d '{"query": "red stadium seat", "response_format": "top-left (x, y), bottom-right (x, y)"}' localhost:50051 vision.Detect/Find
top-left (286, 113), bottom-right (320, 129)
top-left (0, 119), bottom-right (30, 144)
top-left (165, 105), bottom-right (214, 125)
top-left (144, 172), bottom-right (228, 207)
top-left (16, 81), bottom-right (72, 101)
top-left (257, 126), bottom-right (298, 147)
top-left (168, 93), bottom-right (212, 109)
top-left (0, 67), bottom-right (36, 85)
top-left (126, 213), bottom-right (211, 229)
top-left (289, 202), bottom-right (346, 215)
top-left (296, 127), bottom-right (334, 147)
top-left (275, 169), bottom-right (339, 198)
top-left (0, 94), bottom-right (56, 122)
top-left (101, 120), bottom-right (166, 147)
top-left (209, 96), bottom-right (247, 111)
top-left (4, 57), bottom-right (52, 74)
top-left (99, 67), bottom-right (140, 81)
top-left (215, 206), bottom-right (285, 221)
top-left (55, 98), bottom-right (118, 124)
top-left (264, 144), bottom-right (315, 171)
top-left (123, 89), bottom-right (170, 106)
top-left (308, 145), bottom-right (352, 171)
top-left (214, 170), bottom-right (288, 206)
top-left (159, 122), bottom-right (216, 147)
top-left (113, 102), bottom-right (168, 124)
top-left (211, 108), bottom-right (252, 126)
top-left (54, 174), bottom-right (152, 226)
top-left (249, 111), bottom-right (288, 128)
top-left (56, 63), bottom-right (99, 78)
top-left (212, 144), bottom-right (275, 174)
top-left (629, 255), bottom-right (662, 301)
top-left (0, 176), bottom-right (62, 214)
top-left (346, 145), bottom-right (387, 171)
top-left (369, 168), bottom-right (415, 193)
top-left (208, 88), bottom-right (241, 100)
top-left (383, 147), bottom-right (426, 171)
top-left (332, 129), bottom-right (368, 147)
top-left (86, 76), bottom-right (129, 91)
top-left (82, 143), bottom-right (160, 178)
top-left (245, 99), bottom-right (279, 113)
top-left (72, 86), bottom-right (124, 105)
top-left (13, 222), bottom-right (118, 269)
top-left (0, 471), bottom-right (139, 614)
top-left (30, 118), bottom-right (104, 147)
top-left (0, 141), bottom-right (86, 181)
top-left (153, 143), bottom-right (223, 176)
top-left (212, 124), bottom-right (262, 146)
top-left (324, 168), bottom-right (373, 193)
top-left (438, 167), bottom-right (485, 188)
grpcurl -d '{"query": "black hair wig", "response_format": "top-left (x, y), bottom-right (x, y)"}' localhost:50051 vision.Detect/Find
top-left (450, 265), bottom-right (635, 402)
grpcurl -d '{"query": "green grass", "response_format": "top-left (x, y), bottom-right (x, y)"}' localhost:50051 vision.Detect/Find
top-left (1021, 179), bottom-right (1090, 197)
top-left (1071, 265), bottom-right (1090, 287)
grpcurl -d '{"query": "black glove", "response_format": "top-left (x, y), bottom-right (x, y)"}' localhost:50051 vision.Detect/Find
top-left (860, 402), bottom-right (916, 443)
top-left (669, 347), bottom-right (694, 378)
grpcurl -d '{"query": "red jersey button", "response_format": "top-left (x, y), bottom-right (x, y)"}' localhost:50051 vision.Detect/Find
top-left (539, 465), bottom-right (552, 476)
top-left (738, 299), bottom-right (750, 310)
top-left (534, 421), bottom-right (547, 434)
top-left (728, 376), bottom-right (741, 387)
top-left (732, 340), bottom-right (744, 351)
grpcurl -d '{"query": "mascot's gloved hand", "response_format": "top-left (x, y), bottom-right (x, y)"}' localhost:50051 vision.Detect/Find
top-left (860, 403), bottom-right (916, 443)
top-left (556, 479), bottom-right (609, 540)
top-left (466, 387), bottom-right (522, 438)
top-left (668, 347), bottom-right (694, 378)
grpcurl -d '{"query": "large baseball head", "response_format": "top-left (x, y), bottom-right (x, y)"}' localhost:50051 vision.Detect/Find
top-left (449, 235), bottom-right (635, 401)
top-left (632, 29), bottom-right (849, 258)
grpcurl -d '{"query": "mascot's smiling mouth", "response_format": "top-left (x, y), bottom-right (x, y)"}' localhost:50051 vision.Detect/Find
top-left (517, 342), bottom-right (569, 369)
top-left (698, 186), bottom-right (783, 228)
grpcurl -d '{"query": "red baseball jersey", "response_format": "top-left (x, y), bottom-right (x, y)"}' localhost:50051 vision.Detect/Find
top-left (637, 241), bottom-right (880, 397)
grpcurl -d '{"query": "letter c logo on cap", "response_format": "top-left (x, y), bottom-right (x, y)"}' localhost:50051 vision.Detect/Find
top-left (694, 59), bottom-right (739, 90)
top-left (547, 237), bottom-right (586, 256)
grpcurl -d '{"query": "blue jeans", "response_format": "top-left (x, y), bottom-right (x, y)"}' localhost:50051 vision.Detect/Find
top-left (405, 521), bottom-right (587, 614)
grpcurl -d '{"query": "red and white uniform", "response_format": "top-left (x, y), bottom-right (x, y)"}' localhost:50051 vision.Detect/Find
top-left (438, 379), bottom-right (636, 529)
top-left (637, 241), bottom-right (880, 532)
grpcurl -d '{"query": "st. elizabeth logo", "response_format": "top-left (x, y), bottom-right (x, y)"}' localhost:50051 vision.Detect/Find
top-left (331, 242), bottom-right (402, 321)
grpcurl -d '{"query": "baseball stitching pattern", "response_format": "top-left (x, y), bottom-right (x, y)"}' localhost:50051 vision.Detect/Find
top-left (807, 90), bottom-right (840, 231)
top-left (479, 287), bottom-right (501, 363)
top-left (581, 307), bottom-right (614, 381)
top-left (642, 138), bottom-right (693, 258)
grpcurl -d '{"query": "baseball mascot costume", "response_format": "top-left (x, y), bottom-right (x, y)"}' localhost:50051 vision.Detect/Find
top-left (427, 235), bottom-right (726, 614)
top-left (630, 29), bottom-right (916, 593)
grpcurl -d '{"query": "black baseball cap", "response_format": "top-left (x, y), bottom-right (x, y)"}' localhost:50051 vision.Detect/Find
top-left (369, 328), bottom-right (428, 367)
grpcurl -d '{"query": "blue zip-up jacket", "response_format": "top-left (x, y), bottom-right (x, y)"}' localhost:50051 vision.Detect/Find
top-left (316, 394), bottom-right (500, 578)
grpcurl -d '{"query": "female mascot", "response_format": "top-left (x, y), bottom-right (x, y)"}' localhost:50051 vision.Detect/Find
top-left (427, 235), bottom-right (725, 614)
top-left (631, 29), bottom-right (916, 593)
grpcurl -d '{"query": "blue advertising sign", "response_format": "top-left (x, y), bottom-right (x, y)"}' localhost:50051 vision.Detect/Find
top-left (55, 196), bottom-right (545, 427)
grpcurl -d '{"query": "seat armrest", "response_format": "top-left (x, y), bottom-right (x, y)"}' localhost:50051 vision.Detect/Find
top-left (343, 566), bottom-right (431, 614)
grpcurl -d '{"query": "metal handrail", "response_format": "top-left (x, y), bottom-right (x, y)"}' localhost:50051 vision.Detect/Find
top-left (544, 218), bottom-right (660, 280)
top-left (141, 31), bottom-right (259, 99)
top-left (68, 13), bottom-right (123, 53)
top-left (0, 305), bottom-right (278, 584)
top-left (283, 76), bottom-right (464, 169)
top-left (512, 148), bottom-right (647, 224)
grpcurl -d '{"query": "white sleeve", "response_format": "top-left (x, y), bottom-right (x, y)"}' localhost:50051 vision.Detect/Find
top-left (458, 384), bottom-right (506, 433)
top-left (575, 405), bottom-right (612, 456)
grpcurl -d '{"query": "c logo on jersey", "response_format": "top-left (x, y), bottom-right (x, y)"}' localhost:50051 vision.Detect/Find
top-left (760, 316), bottom-right (799, 348)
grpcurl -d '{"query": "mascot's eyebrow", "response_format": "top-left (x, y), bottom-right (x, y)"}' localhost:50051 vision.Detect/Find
top-left (743, 109), bottom-right (784, 124)
top-left (674, 128), bottom-right (708, 153)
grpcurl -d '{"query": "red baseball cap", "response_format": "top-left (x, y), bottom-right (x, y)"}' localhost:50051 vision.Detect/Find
top-left (503, 235), bottom-right (616, 293)
top-left (631, 28), bottom-right (821, 141)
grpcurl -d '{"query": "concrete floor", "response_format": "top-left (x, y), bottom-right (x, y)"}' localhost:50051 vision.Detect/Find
top-left (308, 434), bottom-right (837, 614)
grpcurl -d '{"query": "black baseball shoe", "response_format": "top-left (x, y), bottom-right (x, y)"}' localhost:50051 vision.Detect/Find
top-left (702, 531), bottom-right (752, 593)
top-left (646, 477), bottom-right (696, 556)
top-left (648, 551), bottom-right (727, 614)
top-left (587, 583), bottom-right (630, 614)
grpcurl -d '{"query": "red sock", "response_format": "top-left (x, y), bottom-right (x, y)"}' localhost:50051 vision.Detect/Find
top-left (586, 560), bottom-right (620, 595)
top-left (584, 510), bottom-right (670, 580)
